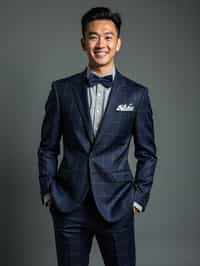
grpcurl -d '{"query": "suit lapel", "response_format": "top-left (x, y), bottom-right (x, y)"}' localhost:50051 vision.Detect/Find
top-left (71, 67), bottom-right (127, 148)
top-left (72, 68), bottom-right (95, 144)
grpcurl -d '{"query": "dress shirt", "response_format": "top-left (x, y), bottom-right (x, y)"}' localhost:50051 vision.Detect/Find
top-left (43, 65), bottom-right (143, 212)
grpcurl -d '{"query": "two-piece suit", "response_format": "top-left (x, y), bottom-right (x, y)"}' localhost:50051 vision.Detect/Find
top-left (37, 66), bottom-right (157, 265)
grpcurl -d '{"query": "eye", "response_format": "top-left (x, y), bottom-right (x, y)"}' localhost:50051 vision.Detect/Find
top-left (88, 35), bottom-right (97, 40)
top-left (106, 36), bottom-right (112, 40)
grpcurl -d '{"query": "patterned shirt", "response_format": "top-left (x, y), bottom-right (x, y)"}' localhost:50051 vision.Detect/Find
top-left (86, 66), bottom-right (115, 136)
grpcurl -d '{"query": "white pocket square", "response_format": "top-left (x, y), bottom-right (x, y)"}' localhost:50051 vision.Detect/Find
top-left (116, 103), bottom-right (135, 111)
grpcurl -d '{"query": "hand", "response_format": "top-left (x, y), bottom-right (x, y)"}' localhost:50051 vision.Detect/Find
top-left (133, 207), bottom-right (141, 214)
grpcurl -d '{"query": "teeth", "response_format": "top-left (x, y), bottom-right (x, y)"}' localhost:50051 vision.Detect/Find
top-left (95, 53), bottom-right (106, 56)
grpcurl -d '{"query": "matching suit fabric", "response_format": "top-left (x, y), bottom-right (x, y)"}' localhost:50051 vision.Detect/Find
top-left (49, 187), bottom-right (136, 266)
top-left (38, 67), bottom-right (157, 222)
top-left (37, 67), bottom-right (157, 265)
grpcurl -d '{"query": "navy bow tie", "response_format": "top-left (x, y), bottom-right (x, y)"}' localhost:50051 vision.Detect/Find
top-left (87, 73), bottom-right (113, 88)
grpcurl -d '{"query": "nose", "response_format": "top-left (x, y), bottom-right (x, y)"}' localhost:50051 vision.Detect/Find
top-left (96, 36), bottom-right (105, 47)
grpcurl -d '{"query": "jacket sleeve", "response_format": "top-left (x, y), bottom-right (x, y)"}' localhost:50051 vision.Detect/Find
top-left (132, 86), bottom-right (158, 212)
top-left (37, 82), bottom-right (62, 205)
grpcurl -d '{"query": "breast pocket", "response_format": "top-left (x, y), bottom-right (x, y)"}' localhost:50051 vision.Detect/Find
top-left (113, 110), bottom-right (135, 138)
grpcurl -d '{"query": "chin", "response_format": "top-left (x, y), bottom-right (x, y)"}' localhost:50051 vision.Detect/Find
top-left (92, 59), bottom-right (110, 67)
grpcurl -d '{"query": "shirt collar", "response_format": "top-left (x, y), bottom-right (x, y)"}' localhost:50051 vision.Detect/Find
top-left (86, 64), bottom-right (116, 80)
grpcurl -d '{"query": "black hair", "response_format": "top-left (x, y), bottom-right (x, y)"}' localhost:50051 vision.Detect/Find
top-left (81, 7), bottom-right (122, 37)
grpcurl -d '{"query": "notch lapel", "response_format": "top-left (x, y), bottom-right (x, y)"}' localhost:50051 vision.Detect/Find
top-left (71, 68), bottom-right (95, 145)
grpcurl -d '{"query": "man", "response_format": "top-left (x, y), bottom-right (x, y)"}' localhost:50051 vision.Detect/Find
top-left (37, 6), bottom-right (157, 266)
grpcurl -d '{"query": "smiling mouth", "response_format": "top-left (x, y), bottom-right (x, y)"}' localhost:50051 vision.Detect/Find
top-left (94, 51), bottom-right (108, 57)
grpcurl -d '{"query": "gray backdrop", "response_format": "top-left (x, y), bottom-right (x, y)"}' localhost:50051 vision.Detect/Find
top-left (0, 1), bottom-right (199, 266)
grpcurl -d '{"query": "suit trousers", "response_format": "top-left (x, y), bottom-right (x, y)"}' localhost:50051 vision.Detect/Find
top-left (49, 188), bottom-right (136, 266)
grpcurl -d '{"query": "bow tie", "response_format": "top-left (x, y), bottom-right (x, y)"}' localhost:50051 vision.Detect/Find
top-left (87, 73), bottom-right (113, 88)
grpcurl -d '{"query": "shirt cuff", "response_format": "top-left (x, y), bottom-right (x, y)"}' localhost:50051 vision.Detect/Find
top-left (43, 193), bottom-right (51, 206)
top-left (133, 201), bottom-right (143, 212)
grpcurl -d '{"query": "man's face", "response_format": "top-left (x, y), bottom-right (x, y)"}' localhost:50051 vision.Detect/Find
top-left (81, 19), bottom-right (121, 69)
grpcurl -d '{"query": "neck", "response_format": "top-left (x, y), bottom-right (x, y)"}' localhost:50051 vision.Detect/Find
top-left (88, 62), bottom-right (115, 76)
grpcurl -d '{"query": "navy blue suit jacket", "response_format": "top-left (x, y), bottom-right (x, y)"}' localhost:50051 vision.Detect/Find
top-left (37, 67), bottom-right (157, 222)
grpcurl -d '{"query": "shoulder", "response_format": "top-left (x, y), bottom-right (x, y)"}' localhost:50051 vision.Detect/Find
top-left (49, 70), bottom-right (84, 96)
top-left (52, 71), bottom-right (82, 88)
top-left (119, 71), bottom-right (149, 96)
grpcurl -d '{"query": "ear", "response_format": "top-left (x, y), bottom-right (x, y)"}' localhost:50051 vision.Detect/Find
top-left (116, 38), bottom-right (122, 52)
top-left (81, 37), bottom-right (86, 51)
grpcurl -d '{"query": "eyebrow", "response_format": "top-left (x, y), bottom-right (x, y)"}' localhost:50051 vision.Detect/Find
top-left (88, 31), bottom-right (114, 36)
